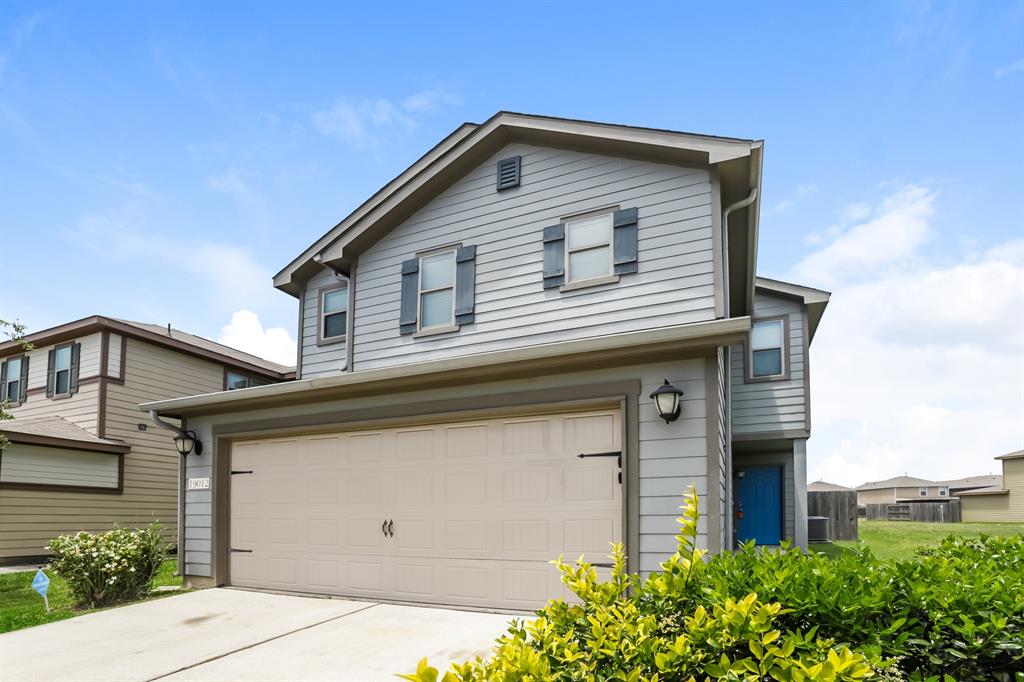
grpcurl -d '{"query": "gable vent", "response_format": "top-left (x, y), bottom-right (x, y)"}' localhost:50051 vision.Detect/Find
top-left (496, 156), bottom-right (521, 191)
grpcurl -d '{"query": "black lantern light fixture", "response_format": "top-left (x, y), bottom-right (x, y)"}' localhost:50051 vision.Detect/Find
top-left (173, 430), bottom-right (203, 457)
top-left (650, 379), bottom-right (684, 424)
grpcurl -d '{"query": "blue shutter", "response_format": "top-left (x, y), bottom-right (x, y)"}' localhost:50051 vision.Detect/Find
top-left (613, 207), bottom-right (639, 275)
top-left (69, 342), bottom-right (81, 395)
top-left (455, 245), bottom-right (477, 325)
top-left (399, 258), bottom-right (419, 335)
top-left (542, 223), bottom-right (565, 289)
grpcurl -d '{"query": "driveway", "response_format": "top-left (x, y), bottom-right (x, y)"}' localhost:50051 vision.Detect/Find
top-left (0, 588), bottom-right (515, 681)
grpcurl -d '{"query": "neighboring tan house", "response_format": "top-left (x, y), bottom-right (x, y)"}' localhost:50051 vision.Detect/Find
top-left (144, 112), bottom-right (830, 611)
top-left (959, 451), bottom-right (1024, 522)
top-left (0, 317), bottom-right (293, 562)
top-left (808, 480), bottom-right (854, 492)
top-left (856, 474), bottom-right (999, 505)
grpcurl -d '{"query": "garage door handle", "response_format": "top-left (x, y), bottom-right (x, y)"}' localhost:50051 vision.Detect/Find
top-left (387, 520), bottom-right (394, 537)
top-left (382, 520), bottom-right (388, 537)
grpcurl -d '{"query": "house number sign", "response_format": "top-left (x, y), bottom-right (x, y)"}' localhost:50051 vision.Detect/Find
top-left (187, 477), bottom-right (211, 491)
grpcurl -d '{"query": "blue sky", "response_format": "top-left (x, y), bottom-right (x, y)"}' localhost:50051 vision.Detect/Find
top-left (2, 1), bottom-right (1022, 484)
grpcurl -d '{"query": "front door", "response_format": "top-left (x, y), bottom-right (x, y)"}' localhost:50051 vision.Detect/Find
top-left (737, 466), bottom-right (782, 545)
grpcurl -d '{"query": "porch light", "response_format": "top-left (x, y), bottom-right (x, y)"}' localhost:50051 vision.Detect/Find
top-left (650, 379), bottom-right (684, 424)
top-left (173, 430), bottom-right (203, 457)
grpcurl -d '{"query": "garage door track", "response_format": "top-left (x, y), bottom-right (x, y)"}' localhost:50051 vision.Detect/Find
top-left (0, 588), bottom-right (513, 681)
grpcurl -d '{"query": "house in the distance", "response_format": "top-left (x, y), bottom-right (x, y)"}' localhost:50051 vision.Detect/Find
top-left (959, 451), bottom-right (1024, 522)
top-left (856, 474), bottom-right (1002, 506)
top-left (0, 316), bottom-right (293, 562)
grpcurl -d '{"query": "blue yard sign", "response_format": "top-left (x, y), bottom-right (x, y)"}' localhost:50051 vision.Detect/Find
top-left (32, 569), bottom-right (50, 612)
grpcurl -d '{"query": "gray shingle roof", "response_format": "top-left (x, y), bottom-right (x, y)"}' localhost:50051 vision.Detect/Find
top-left (1, 416), bottom-right (128, 448)
top-left (808, 480), bottom-right (854, 492)
top-left (855, 475), bottom-right (936, 491)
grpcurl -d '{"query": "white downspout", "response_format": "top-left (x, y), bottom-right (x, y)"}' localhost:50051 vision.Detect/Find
top-left (720, 187), bottom-right (758, 315)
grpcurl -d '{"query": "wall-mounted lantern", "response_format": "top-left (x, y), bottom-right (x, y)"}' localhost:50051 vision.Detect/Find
top-left (650, 379), bottom-right (684, 424)
top-left (173, 430), bottom-right (203, 457)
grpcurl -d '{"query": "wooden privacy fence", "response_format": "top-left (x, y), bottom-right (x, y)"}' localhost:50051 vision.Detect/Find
top-left (807, 491), bottom-right (859, 541)
top-left (863, 500), bottom-right (961, 523)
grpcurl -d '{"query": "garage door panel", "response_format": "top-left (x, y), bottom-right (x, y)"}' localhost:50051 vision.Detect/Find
top-left (230, 408), bottom-right (622, 610)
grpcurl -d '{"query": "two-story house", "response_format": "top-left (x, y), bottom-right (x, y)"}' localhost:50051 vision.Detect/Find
top-left (143, 113), bottom-right (829, 610)
top-left (0, 317), bottom-right (293, 561)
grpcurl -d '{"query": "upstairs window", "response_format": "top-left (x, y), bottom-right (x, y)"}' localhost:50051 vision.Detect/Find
top-left (939, 486), bottom-right (948, 497)
top-left (919, 486), bottom-right (928, 497)
top-left (47, 342), bottom-right (80, 398)
top-left (319, 285), bottom-right (348, 344)
top-left (418, 249), bottom-right (457, 330)
top-left (749, 319), bottom-right (786, 380)
top-left (226, 370), bottom-right (270, 391)
top-left (1, 356), bottom-right (26, 405)
top-left (566, 212), bottom-right (613, 284)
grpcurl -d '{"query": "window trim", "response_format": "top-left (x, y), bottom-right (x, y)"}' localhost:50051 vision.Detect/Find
top-left (51, 342), bottom-right (75, 398)
top-left (919, 486), bottom-right (928, 497)
top-left (562, 208), bottom-right (617, 289)
top-left (316, 282), bottom-right (349, 346)
top-left (744, 316), bottom-right (790, 383)
top-left (415, 245), bottom-right (459, 333)
top-left (1, 354), bottom-right (27, 406)
top-left (223, 368), bottom-right (272, 391)
top-left (939, 486), bottom-right (948, 497)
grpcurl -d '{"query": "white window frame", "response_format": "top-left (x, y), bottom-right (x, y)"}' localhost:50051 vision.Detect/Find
top-left (225, 369), bottom-right (270, 391)
top-left (3, 356), bottom-right (23, 404)
top-left (919, 486), bottom-right (928, 497)
top-left (416, 248), bottom-right (458, 333)
top-left (747, 317), bottom-right (788, 382)
top-left (53, 344), bottom-right (73, 397)
top-left (318, 284), bottom-right (348, 345)
top-left (564, 211), bottom-right (615, 287)
top-left (939, 486), bottom-right (948, 497)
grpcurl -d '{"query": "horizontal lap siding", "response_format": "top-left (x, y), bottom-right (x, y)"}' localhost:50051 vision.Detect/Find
top-left (0, 444), bottom-right (120, 488)
top-left (7, 383), bottom-right (100, 434)
top-left (730, 293), bottom-right (807, 436)
top-left (349, 143), bottom-right (716, 371)
top-left (300, 268), bottom-right (348, 379)
top-left (183, 359), bottom-right (710, 578)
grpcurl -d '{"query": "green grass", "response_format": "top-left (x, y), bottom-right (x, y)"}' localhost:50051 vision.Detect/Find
top-left (0, 559), bottom-right (182, 634)
top-left (813, 520), bottom-right (1024, 561)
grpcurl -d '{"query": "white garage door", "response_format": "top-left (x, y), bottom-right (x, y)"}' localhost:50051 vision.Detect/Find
top-left (229, 408), bottom-right (622, 610)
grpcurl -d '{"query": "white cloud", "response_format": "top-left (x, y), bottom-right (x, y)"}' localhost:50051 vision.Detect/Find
top-left (218, 310), bottom-right (296, 367)
top-left (206, 169), bottom-right (259, 206)
top-left (769, 182), bottom-right (818, 213)
top-left (995, 58), bottom-right (1024, 78)
top-left (791, 186), bottom-right (1024, 487)
top-left (792, 185), bottom-right (936, 287)
top-left (311, 88), bottom-right (459, 147)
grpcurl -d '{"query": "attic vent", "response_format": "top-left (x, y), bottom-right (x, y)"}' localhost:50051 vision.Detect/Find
top-left (496, 156), bottom-right (521, 191)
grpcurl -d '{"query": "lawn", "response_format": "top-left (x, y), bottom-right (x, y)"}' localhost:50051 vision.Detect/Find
top-left (816, 519), bottom-right (1024, 561)
top-left (0, 559), bottom-right (182, 634)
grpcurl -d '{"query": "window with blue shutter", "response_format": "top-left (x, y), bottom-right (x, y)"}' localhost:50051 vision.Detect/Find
top-left (399, 245), bottom-right (477, 335)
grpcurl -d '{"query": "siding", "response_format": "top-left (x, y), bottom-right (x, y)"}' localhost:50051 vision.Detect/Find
top-left (961, 460), bottom-right (1023, 522)
top-left (299, 267), bottom-right (348, 379)
top-left (0, 444), bottom-right (120, 488)
top-left (107, 333), bottom-right (123, 379)
top-left (0, 337), bottom-right (228, 559)
top-left (347, 142), bottom-right (716, 371)
top-left (183, 358), bottom-right (712, 578)
top-left (730, 292), bottom-right (807, 436)
top-left (857, 488), bottom-right (896, 505)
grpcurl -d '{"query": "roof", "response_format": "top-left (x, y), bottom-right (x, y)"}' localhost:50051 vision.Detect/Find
top-left (274, 111), bottom-right (764, 317)
top-left (1, 416), bottom-right (130, 454)
top-left (997, 449), bottom-right (1024, 461)
top-left (957, 485), bottom-right (1010, 496)
top-left (143, 316), bottom-right (750, 417)
top-left (0, 316), bottom-right (294, 380)
top-left (808, 480), bottom-right (854, 492)
top-left (755, 277), bottom-right (831, 342)
top-left (856, 475), bottom-right (936, 491)
top-left (937, 474), bottom-right (1003, 490)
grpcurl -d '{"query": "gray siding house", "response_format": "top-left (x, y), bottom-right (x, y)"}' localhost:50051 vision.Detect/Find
top-left (144, 113), bottom-right (829, 610)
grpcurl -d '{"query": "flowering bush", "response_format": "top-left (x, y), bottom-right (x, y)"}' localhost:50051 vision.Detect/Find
top-left (47, 522), bottom-right (168, 608)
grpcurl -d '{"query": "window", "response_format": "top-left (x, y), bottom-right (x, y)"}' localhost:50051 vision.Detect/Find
top-left (565, 212), bottom-right (613, 284)
top-left (919, 486), bottom-right (928, 497)
top-left (226, 370), bottom-right (270, 391)
top-left (418, 250), bottom-right (456, 330)
top-left (53, 345), bottom-right (72, 396)
top-left (319, 286), bottom-right (348, 343)
top-left (939, 486), bottom-right (948, 497)
top-left (749, 319), bottom-right (786, 379)
top-left (2, 357), bottom-right (23, 404)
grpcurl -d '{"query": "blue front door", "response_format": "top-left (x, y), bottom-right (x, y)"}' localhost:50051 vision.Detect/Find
top-left (737, 466), bottom-right (782, 545)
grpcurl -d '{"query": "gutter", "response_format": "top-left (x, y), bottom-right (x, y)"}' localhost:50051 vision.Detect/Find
top-left (142, 317), bottom-right (751, 416)
top-left (721, 187), bottom-right (758, 315)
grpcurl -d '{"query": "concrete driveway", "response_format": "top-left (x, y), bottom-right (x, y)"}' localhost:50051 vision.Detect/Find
top-left (0, 589), bottom-right (515, 681)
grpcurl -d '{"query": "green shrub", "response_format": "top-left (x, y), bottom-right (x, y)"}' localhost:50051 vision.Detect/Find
top-left (48, 522), bottom-right (168, 608)
top-left (400, 489), bottom-right (878, 681)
